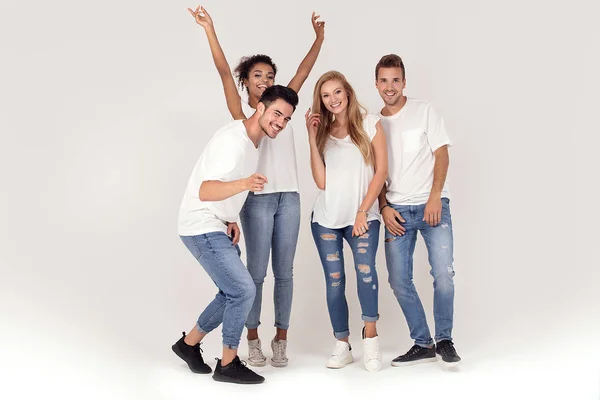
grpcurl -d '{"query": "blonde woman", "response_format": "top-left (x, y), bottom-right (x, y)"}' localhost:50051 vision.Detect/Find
top-left (306, 71), bottom-right (388, 371)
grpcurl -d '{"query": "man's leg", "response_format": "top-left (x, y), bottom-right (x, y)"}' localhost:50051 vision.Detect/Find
top-left (385, 205), bottom-right (433, 347)
top-left (420, 198), bottom-right (460, 365)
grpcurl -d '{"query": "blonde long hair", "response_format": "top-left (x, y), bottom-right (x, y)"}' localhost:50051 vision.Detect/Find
top-left (312, 71), bottom-right (373, 165)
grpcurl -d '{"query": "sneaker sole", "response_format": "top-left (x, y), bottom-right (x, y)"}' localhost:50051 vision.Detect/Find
top-left (270, 359), bottom-right (288, 367)
top-left (326, 357), bottom-right (354, 369)
top-left (212, 373), bottom-right (265, 384)
top-left (171, 344), bottom-right (212, 374)
top-left (391, 356), bottom-right (437, 367)
top-left (247, 359), bottom-right (267, 367)
top-left (436, 354), bottom-right (461, 368)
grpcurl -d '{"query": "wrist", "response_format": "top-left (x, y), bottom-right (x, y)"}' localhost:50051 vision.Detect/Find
top-left (379, 203), bottom-right (390, 213)
top-left (357, 209), bottom-right (368, 217)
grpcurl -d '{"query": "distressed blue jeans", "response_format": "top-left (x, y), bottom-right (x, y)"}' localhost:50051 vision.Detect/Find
top-left (311, 219), bottom-right (380, 339)
top-left (384, 198), bottom-right (455, 347)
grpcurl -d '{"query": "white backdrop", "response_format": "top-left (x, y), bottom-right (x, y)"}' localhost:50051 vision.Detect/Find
top-left (1, 0), bottom-right (598, 398)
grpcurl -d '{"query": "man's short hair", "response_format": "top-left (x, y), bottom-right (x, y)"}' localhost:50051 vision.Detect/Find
top-left (259, 85), bottom-right (299, 111)
top-left (375, 54), bottom-right (406, 80)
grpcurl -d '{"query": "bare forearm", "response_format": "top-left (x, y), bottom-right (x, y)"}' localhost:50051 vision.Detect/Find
top-left (309, 141), bottom-right (326, 189)
top-left (199, 179), bottom-right (247, 202)
top-left (203, 26), bottom-right (230, 75)
top-left (359, 171), bottom-right (387, 212)
top-left (288, 37), bottom-right (324, 92)
top-left (430, 147), bottom-right (449, 198)
top-left (378, 183), bottom-right (388, 209)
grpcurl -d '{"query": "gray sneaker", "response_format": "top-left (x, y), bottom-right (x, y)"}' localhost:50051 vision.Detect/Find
top-left (270, 338), bottom-right (288, 367)
top-left (247, 338), bottom-right (266, 367)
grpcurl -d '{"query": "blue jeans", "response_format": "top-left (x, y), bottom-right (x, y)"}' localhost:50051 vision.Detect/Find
top-left (180, 232), bottom-right (256, 349)
top-left (240, 192), bottom-right (300, 330)
top-left (311, 219), bottom-right (380, 339)
top-left (384, 198), bottom-right (455, 347)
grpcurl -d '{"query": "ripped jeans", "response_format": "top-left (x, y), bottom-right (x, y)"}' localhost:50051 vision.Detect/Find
top-left (384, 198), bottom-right (455, 347)
top-left (311, 219), bottom-right (380, 339)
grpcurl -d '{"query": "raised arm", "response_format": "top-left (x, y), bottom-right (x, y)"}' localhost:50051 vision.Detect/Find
top-left (189, 6), bottom-right (245, 120)
top-left (305, 109), bottom-right (326, 190)
top-left (286, 12), bottom-right (325, 93)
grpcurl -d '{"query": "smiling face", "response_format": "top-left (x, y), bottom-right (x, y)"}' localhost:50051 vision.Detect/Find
top-left (257, 98), bottom-right (294, 139)
top-left (319, 79), bottom-right (349, 115)
top-left (244, 62), bottom-right (275, 100)
top-left (375, 66), bottom-right (406, 107)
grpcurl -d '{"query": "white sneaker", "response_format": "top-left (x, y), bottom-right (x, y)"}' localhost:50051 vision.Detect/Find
top-left (326, 340), bottom-right (353, 369)
top-left (362, 335), bottom-right (382, 372)
top-left (247, 338), bottom-right (266, 367)
top-left (270, 338), bottom-right (288, 367)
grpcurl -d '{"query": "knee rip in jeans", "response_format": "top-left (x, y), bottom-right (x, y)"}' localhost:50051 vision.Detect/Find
top-left (362, 276), bottom-right (373, 284)
top-left (359, 233), bottom-right (370, 239)
top-left (441, 244), bottom-right (450, 250)
top-left (326, 252), bottom-right (340, 262)
top-left (358, 242), bottom-right (369, 248)
top-left (320, 233), bottom-right (337, 241)
top-left (358, 264), bottom-right (371, 274)
top-left (358, 248), bottom-right (367, 254)
top-left (447, 265), bottom-right (455, 275)
top-left (441, 223), bottom-right (449, 230)
top-left (329, 272), bottom-right (342, 287)
top-left (385, 237), bottom-right (397, 243)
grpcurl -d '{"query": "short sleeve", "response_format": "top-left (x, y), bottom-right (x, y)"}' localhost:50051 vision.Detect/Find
top-left (363, 114), bottom-right (381, 141)
top-left (202, 135), bottom-right (245, 182)
top-left (426, 104), bottom-right (452, 152)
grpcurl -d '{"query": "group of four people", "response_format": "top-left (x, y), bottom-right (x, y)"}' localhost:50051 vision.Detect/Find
top-left (172, 7), bottom-right (461, 384)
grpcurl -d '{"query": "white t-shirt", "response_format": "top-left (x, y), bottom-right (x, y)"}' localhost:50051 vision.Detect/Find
top-left (178, 120), bottom-right (258, 236)
top-left (241, 102), bottom-right (299, 194)
top-left (379, 98), bottom-right (452, 205)
top-left (311, 114), bottom-right (382, 229)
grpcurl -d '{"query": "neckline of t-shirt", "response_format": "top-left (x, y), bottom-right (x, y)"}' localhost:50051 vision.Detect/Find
top-left (329, 114), bottom-right (371, 141)
top-left (379, 97), bottom-right (410, 119)
top-left (238, 120), bottom-right (260, 150)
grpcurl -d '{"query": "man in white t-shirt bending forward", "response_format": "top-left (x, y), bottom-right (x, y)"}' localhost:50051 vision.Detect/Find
top-left (375, 54), bottom-right (461, 367)
top-left (173, 85), bottom-right (298, 384)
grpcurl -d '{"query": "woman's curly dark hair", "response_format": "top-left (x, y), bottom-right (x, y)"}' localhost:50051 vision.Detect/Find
top-left (234, 54), bottom-right (278, 93)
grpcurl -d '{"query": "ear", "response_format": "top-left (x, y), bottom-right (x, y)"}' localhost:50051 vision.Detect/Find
top-left (403, 79), bottom-right (406, 89)
top-left (256, 102), bottom-right (266, 115)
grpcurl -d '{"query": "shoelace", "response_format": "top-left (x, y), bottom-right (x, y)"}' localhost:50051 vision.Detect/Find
top-left (439, 342), bottom-right (455, 356)
top-left (406, 345), bottom-right (422, 357)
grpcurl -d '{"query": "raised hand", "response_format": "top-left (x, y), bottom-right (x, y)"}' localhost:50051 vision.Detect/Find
top-left (305, 108), bottom-right (320, 142)
top-left (187, 5), bottom-right (213, 29)
top-left (311, 11), bottom-right (325, 40)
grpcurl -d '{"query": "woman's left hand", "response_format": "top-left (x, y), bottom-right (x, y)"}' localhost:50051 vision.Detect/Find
top-left (352, 212), bottom-right (369, 237)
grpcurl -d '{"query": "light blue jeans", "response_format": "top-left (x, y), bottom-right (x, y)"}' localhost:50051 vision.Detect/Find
top-left (240, 192), bottom-right (301, 330)
top-left (384, 198), bottom-right (455, 347)
top-left (180, 232), bottom-right (256, 349)
top-left (311, 219), bottom-right (380, 339)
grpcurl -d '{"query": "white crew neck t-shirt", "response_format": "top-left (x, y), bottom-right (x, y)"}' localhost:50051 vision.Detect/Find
top-left (379, 98), bottom-right (452, 206)
top-left (311, 114), bottom-right (382, 229)
top-left (241, 102), bottom-right (299, 194)
top-left (178, 120), bottom-right (258, 236)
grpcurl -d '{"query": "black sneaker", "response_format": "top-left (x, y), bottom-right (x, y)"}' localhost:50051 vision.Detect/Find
top-left (171, 332), bottom-right (212, 374)
top-left (436, 340), bottom-right (461, 366)
top-left (391, 344), bottom-right (437, 366)
top-left (213, 356), bottom-right (265, 384)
